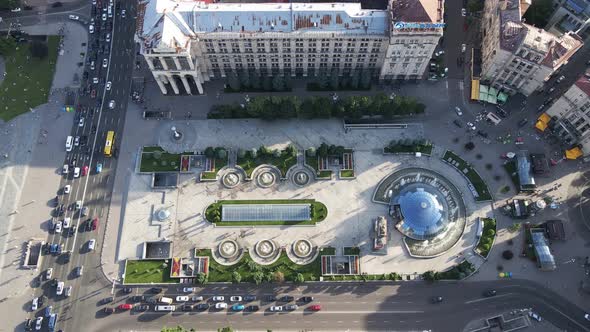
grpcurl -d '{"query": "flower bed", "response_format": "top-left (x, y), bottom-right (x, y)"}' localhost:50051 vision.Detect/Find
top-left (442, 150), bottom-right (492, 201)
top-left (475, 218), bottom-right (497, 258)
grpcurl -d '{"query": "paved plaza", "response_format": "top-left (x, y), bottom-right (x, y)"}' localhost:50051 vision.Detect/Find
top-left (115, 119), bottom-right (493, 276)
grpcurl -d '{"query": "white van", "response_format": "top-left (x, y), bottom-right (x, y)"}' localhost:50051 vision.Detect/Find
top-left (159, 297), bottom-right (173, 304)
top-left (155, 305), bottom-right (176, 312)
top-left (486, 112), bottom-right (502, 125)
top-left (107, 5), bottom-right (112, 17)
top-left (65, 136), bottom-right (74, 152)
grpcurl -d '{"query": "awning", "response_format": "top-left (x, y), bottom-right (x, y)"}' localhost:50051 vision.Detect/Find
top-left (535, 120), bottom-right (548, 132)
top-left (497, 92), bottom-right (508, 104)
top-left (539, 113), bottom-right (551, 124)
top-left (471, 80), bottom-right (480, 100)
top-left (565, 147), bottom-right (583, 160)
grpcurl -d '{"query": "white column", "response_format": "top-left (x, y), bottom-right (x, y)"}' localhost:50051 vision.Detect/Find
top-left (193, 74), bottom-right (204, 94)
top-left (167, 74), bottom-right (180, 94)
top-left (187, 56), bottom-right (195, 70)
top-left (155, 75), bottom-right (167, 94)
top-left (180, 75), bottom-right (191, 94)
top-left (173, 57), bottom-right (182, 70)
top-left (146, 57), bottom-right (155, 70)
top-left (160, 57), bottom-right (169, 70)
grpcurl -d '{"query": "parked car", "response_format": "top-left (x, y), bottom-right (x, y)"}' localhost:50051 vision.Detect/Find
top-left (231, 304), bottom-right (245, 311)
top-left (196, 303), bottom-right (209, 310)
top-left (285, 304), bottom-right (298, 311)
top-left (191, 295), bottom-right (203, 302)
top-left (266, 295), bottom-right (277, 302)
top-left (135, 304), bottom-right (149, 311)
top-left (46, 268), bottom-right (53, 280)
top-left (63, 185), bottom-right (71, 194)
top-left (280, 295), bottom-right (294, 302)
top-left (300, 296), bottom-right (314, 303)
top-left (106, 81), bottom-right (112, 90)
top-left (310, 304), bottom-right (322, 311)
top-left (65, 285), bottom-right (72, 297)
top-left (215, 302), bottom-right (227, 309)
top-left (82, 165), bottom-right (89, 176)
top-left (122, 287), bottom-right (132, 294)
top-left (483, 289), bottom-right (497, 297)
top-left (103, 307), bottom-right (115, 314)
top-left (150, 287), bottom-right (163, 294)
top-left (244, 295), bottom-right (257, 302)
top-left (35, 317), bottom-right (43, 331)
top-left (55, 221), bottom-right (62, 233)
top-left (431, 296), bottom-right (443, 303)
top-left (31, 297), bottom-right (38, 311)
top-left (96, 163), bottom-right (103, 173)
top-left (73, 167), bottom-right (80, 178)
top-left (131, 295), bottom-right (145, 302)
top-left (44, 305), bottom-right (52, 317)
top-left (76, 266), bottom-right (84, 277)
top-left (176, 296), bottom-right (189, 302)
top-left (118, 304), bottom-right (133, 310)
top-left (246, 305), bottom-right (259, 312)
top-left (78, 117), bottom-right (85, 127)
top-left (182, 287), bottom-right (195, 293)
top-left (529, 311), bottom-right (542, 322)
top-left (212, 296), bottom-right (224, 302)
top-left (101, 296), bottom-right (114, 304)
top-left (182, 304), bottom-right (193, 311)
top-left (88, 239), bottom-right (96, 250)
top-left (56, 281), bottom-right (64, 295)
top-left (270, 305), bottom-right (283, 312)
top-left (230, 296), bottom-right (242, 302)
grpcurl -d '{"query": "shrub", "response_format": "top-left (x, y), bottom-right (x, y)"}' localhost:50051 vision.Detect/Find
top-left (247, 260), bottom-right (261, 272)
top-left (204, 147), bottom-right (215, 158)
top-left (306, 147), bottom-right (316, 157)
top-left (465, 142), bottom-right (475, 150)
top-left (264, 272), bottom-right (274, 283)
top-left (237, 149), bottom-right (246, 158)
top-left (508, 223), bottom-right (521, 232)
top-left (502, 250), bottom-right (514, 260)
top-left (274, 271), bottom-right (285, 283)
top-left (231, 271), bottom-right (242, 283)
top-left (216, 148), bottom-right (227, 160)
top-left (294, 273), bottom-right (305, 283)
top-left (253, 272), bottom-right (264, 285)
top-left (196, 272), bottom-right (208, 284)
top-left (484, 229), bottom-right (496, 237)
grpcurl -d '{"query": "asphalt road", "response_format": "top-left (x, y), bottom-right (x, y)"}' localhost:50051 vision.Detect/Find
top-left (56, 280), bottom-right (590, 331)
top-left (22, 1), bottom-right (137, 331)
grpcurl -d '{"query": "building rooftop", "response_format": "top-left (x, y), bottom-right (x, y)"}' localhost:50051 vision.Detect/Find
top-left (139, 0), bottom-right (391, 50)
top-left (394, 186), bottom-right (450, 241)
top-left (391, 0), bottom-right (443, 23)
top-left (575, 70), bottom-right (590, 97)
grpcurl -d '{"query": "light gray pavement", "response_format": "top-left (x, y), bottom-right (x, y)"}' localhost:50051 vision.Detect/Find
top-left (0, 22), bottom-right (87, 330)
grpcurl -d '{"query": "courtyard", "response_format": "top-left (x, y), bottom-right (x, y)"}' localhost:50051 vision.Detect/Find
top-left (117, 119), bottom-right (494, 279)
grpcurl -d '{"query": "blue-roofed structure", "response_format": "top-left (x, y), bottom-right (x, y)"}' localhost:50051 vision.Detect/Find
top-left (392, 187), bottom-right (451, 241)
top-left (531, 230), bottom-right (556, 271)
top-left (516, 151), bottom-right (536, 191)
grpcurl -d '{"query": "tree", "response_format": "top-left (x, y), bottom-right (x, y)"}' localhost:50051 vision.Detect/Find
top-left (247, 259), bottom-right (261, 272)
top-left (226, 71), bottom-right (240, 91)
top-left (317, 70), bottom-right (330, 89)
top-left (306, 147), bottom-right (316, 157)
top-left (237, 149), bottom-right (246, 158)
top-left (231, 271), bottom-right (242, 283)
top-left (467, 0), bottom-right (484, 13)
top-left (161, 325), bottom-right (192, 332)
top-left (153, 151), bottom-right (162, 160)
top-left (258, 145), bottom-right (270, 156)
top-left (522, 0), bottom-right (553, 28)
top-left (273, 149), bottom-right (281, 158)
top-left (0, 0), bottom-right (19, 10)
top-left (249, 148), bottom-right (258, 159)
top-left (312, 96), bottom-right (332, 118)
top-left (294, 273), bottom-right (305, 283)
top-left (253, 271), bottom-right (264, 285)
top-left (465, 142), bottom-right (475, 150)
top-left (502, 250), bottom-right (514, 260)
top-left (265, 272), bottom-right (274, 283)
top-left (330, 68), bottom-right (340, 90)
top-left (204, 147), bottom-right (215, 158)
top-left (216, 148), bottom-right (227, 160)
top-left (196, 272), bottom-right (208, 284)
top-left (360, 69), bottom-right (372, 89)
top-left (484, 229), bottom-right (495, 237)
top-left (285, 144), bottom-right (297, 157)
top-left (317, 143), bottom-right (329, 157)
top-left (30, 40), bottom-right (48, 59)
top-left (422, 270), bottom-right (438, 281)
top-left (274, 271), bottom-right (285, 283)
top-left (272, 75), bottom-right (285, 91)
top-left (0, 36), bottom-right (16, 55)
top-left (250, 74), bottom-right (261, 90)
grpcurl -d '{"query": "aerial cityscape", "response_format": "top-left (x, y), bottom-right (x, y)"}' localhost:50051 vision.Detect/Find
top-left (1, 0), bottom-right (590, 331)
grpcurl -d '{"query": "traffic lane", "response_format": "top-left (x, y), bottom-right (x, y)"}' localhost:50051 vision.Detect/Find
top-left (443, 0), bottom-right (466, 78)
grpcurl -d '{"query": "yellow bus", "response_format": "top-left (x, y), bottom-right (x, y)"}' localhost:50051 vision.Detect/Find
top-left (104, 131), bottom-right (115, 157)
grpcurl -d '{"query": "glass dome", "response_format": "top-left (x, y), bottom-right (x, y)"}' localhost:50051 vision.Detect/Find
top-left (396, 187), bottom-right (449, 240)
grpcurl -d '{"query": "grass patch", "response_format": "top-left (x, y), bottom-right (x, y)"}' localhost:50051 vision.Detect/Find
top-left (201, 172), bottom-right (216, 180)
top-left (475, 218), bottom-right (497, 258)
top-left (237, 149), bottom-right (297, 178)
top-left (319, 246), bottom-right (336, 256)
top-left (195, 249), bottom-right (320, 283)
top-left (343, 247), bottom-right (360, 256)
top-left (384, 141), bottom-right (433, 155)
top-left (205, 199), bottom-right (328, 226)
top-left (140, 151), bottom-right (182, 172)
top-left (0, 36), bottom-right (60, 121)
top-left (340, 169), bottom-right (355, 178)
top-left (305, 155), bottom-right (333, 179)
top-left (123, 259), bottom-right (178, 284)
top-left (142, 146), bottom-right (165, 153)
top-left (443, 150), bottom-right (492, 201)
top-left (503, 161), bottom-right (520, 190)
top-left (318, 170), bottom-right (333, 179)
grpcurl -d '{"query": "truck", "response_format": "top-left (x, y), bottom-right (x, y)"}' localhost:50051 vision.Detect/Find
top-left (373, 216), bottom-right (387, 250)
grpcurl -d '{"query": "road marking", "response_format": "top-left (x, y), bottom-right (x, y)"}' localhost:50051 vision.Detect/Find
top-left (465, 293), bottom-right (513, 304)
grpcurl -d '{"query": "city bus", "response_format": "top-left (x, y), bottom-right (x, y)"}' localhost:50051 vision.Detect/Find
top-left (104, 131), bottom-right (115, 157)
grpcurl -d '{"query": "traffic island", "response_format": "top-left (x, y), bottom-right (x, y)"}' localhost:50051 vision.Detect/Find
top-left (205, 199), bottom-right (328, 226)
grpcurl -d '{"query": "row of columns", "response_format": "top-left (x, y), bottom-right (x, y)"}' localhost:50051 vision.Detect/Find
top-left (153, 73), bottom-right (204, 95)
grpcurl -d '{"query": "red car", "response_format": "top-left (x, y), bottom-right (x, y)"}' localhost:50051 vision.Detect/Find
top-left (118, 304), bottom-right (133, 310)
top-left (82, 165), bottom-right (89, 176)
top-left (92, 217), bottom-right (99, 230)
top-left (310, 304), bottom-right (321, 311)
top-left (91, 89), bottom-right (96, 98)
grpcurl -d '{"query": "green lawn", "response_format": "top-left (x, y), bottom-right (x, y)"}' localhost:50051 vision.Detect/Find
top-left (384, 143), bottom-right (433, 155)
top-left (343, 247), bottom-right (360, 256)
top-left (205, 199), bottom-right (328, 226)
top-left (305, 155), bottom-right (332, 179)
top-left (340, 169), bottom-right (355, 178)
top-left (201, 171), bottom-right (216, 180)
top-left (319, 246), bottom-right (336, 255)
top-left (123, 259), bottom-right (178, 284)
top-left (443, 150), bottom-right (492, 201)
top-left (0, 36), bottom-right (60, 121)
top-left (195, 249), bottom-right (321, 283)
top-left (143, 146), bottom-right (165, 153)
top-left (503, 161), bottom-right (521, 190)
top-left (318, 170), bottom-right (332, 179)
top-left (237, 152), bottom-right (297, 178)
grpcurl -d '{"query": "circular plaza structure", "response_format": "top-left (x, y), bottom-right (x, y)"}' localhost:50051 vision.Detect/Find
top-left (222, 171), bottom-right (241, 188)
top-left (255, 240), bottom-right (276, 258)
top-left (292, 239), bottom-right (313, 258)
top-left (218, 240), bottom-right (239, 259)
top-left (374, 167), bottom-right (466, 257)
top-left (291, 169), bottom-right (312, 187)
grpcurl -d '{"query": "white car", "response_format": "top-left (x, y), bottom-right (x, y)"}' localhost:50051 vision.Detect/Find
top-left (212, 296), bottom-right (224, 302)
top-left (31, 297), bottom-right (38, 311)
top-left (176, 296), bottom-right (189, 302)
top-left (106, 81), bottom-right (112, 90)
top-left (108, 100), bottom-right (116, 109)
top-left (584, 313), bottom-right (590, 321)
top-left (454, 106), bottom-right (462, 116)
top-left (461, 8), bottom-right (466, 16)
top-left (121, 9), bottom-right (126, 18)
top-left (270, 305), bottom-right (283, 312)
top-left (74, 136), bottom-right (80, 146)
top-left (46, 268), bottom-right (53, 280)
top-left (215, 302), bottom-right (227, 309)
top-left (88, 239), bottom-right (96, 250)
top-left (55, 221), bottom-right (62, 233)
top-left (56, 281), bottom-right (64, 295)
top-left (461, 44), bottom-right (466, 53)
top-left (63, 185), bottom-right (71, 194)
top-left (102, 13), bottom-right (107, 21)
top-left (74, 167), bottom-right (80, 178)
top-left (528, 311), bottom-right (542, 322)
top-left (68, 14), bottom-right (79, 20)
top-left (182, 287), bottom-right (194, 293)
top-left (89, 24), bottom-right (95, 34)
top-left (63, 217), bottom-right (71, 228)
top-left (90, 61), bottom-right (95, 70)
top-left (62, 164), bottom-right (69, 175)
top-left (75, 201), bottom-right (82, 210)
top-left (102, 59), bottom-right (108, 68)
top-left (10, 7), bottom-right (21, 12)
top-left (467, 122), bottom-right (476, 130)
top-left (79, 117), bottom-right (85, 127)
top-left (93, 77), bottom-right (99, 84)
top-left (65, 286), bottom-right (72, 297)
top-left (35, 317), bottom-right (43, 330)
top-left (106, 33), bottom-right (111, 43)
top-left (230, 296), bottom-right (242, 302)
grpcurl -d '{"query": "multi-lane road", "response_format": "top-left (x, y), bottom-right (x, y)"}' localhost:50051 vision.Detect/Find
top-left (18, 0), bottom-right (137, 331)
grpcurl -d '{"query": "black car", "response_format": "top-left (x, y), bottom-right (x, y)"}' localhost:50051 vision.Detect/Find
top-left (182, 304), bottom-right (193, 311)
top-left (477, 130), bottom-right (489, 138)
top-left (131, 295), bottom-right (145, 302)
top-left (122, 287), bottom-right (133, 294)
top-left (24, 318), bottom-right (32, 331)
top-left (63, 251), bottom-right (71, 263)
top-left (103, 307), bottom-right (115, 314)
top-left (38, 295), bottom-right (46, 306)
top-left (266, 295), bottom-right (277, 302)
top-left (300, 296), bottom-right (314, 303)
top-left (101, 297), bottom-right (114, 304)
top-left (453, 119), bottom-right (463, 128)
top-left (69, 225), bottom-right (77, 235)
top-left (146, 297), bottom-right (158, 304)
top-left (85, 219), bottom-right (92, 232)
top-left (280, 295), bottom-right (294, 302)
top-left (135, 304), bottom-right (149, 311)
top-left (51, 278), bottom-right (58, 287)
top-left (483, 290), bottom-right (497, 297)
top-left (150, 287), bottom-right (163, 294)
top-left (196, 303), bottom-right (209, 310)
top-left (43, 243), bottom-right (50, 255)
top-left (431, 296), bottom-right (443, 303)
top-left (246, 305), bottom-right (259, 312)
top-left (243, 295), bottom-right (257, 302)
top-left (517, 118), bottom-right (529, 128)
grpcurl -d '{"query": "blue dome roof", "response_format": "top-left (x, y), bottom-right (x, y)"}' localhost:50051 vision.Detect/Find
top-left (397, 188), bottom-right (448, 240)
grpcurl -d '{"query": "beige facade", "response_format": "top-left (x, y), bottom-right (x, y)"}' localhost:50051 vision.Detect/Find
top-left (137, 0), bottom-right (444, 95)
top-left (480, 0), bottom-right (583, 96)
top-left (545, 71), bottom-right (590, 150)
